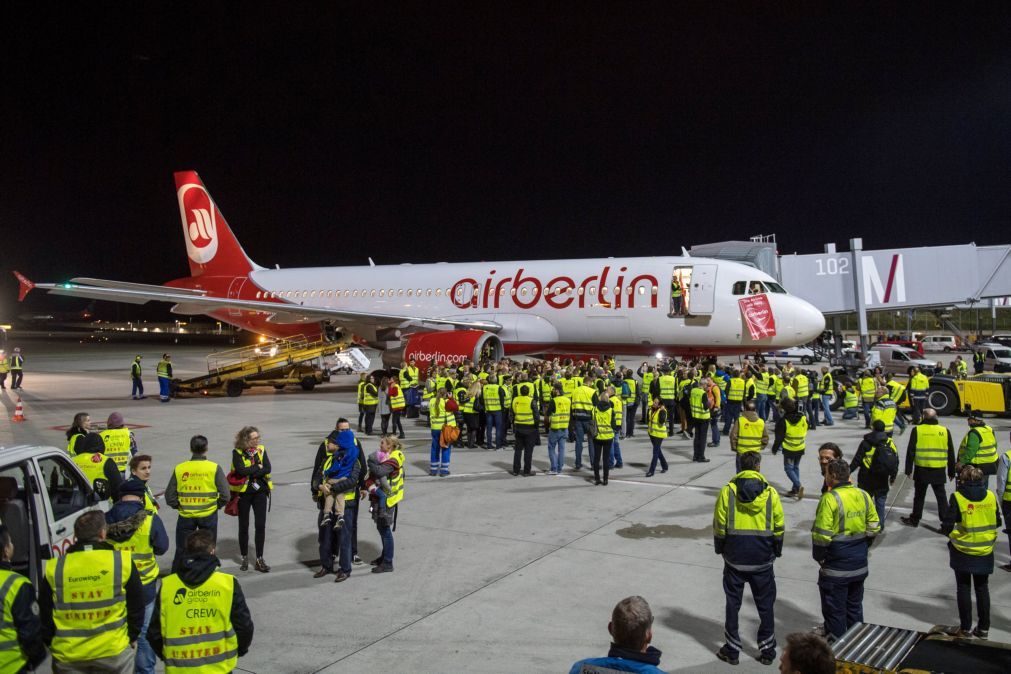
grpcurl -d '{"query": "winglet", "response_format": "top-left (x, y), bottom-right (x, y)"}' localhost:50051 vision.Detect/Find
top-left (12, 271), bottom-right (34, 302)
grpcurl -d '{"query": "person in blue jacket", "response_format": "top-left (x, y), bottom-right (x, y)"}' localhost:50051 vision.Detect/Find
top-left (569, 596), bottom-right (665, 673)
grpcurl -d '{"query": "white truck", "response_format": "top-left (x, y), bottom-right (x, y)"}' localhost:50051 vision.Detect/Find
top-left (0, 445), bottom-right (107, 583)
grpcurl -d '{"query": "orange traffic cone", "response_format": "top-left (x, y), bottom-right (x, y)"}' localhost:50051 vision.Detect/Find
top-left (11, 397), bottom-right (25, 422)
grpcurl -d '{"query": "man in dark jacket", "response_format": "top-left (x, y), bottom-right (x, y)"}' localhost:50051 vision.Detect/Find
top-left (772, 399), bottom-right (808, 500)
top-left (0, 524), bottom-right (46, 673)
top-left (713, 452), bottom-right (785, 666)
top-left (850, 420), bottom-right (899, 529)
top-left (315, 426), bottom-right (368, 582)
top-left (900, 409), bottom-right (955, 528)
top-left (313, 418), bottom-right (367, 573)
top-left (148, 529), bottom-right (254, 665)
top-left (106, 478), bottom-right (170, 674)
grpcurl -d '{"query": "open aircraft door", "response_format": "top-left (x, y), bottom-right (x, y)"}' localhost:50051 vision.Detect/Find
top-left (687, 263), bottom-right (717, 315)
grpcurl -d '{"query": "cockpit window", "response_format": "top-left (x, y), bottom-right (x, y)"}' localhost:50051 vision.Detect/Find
top-left (748, 282), bottom-right (765, 295)
top-left (764, 282), bottom-right (787, 294)
top-left (732, 281), bottom-right (747, 295)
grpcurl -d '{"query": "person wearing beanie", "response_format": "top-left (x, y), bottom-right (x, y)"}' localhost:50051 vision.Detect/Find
top-left (71, 432), bottom-right (124, 502)
top-left (105, 478), bottom-right (169, 674)
top-left (100, 411), bottom-right (137, 477)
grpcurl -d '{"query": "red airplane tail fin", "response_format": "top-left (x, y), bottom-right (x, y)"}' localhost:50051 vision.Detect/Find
top-left (174, 171), bottom-right (261, 278)
top-left (12, 271), bottom-right (34, 302)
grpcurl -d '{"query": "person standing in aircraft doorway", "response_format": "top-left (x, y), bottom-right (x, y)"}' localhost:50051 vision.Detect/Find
top-left (669, 277), bottom-right (683, 317)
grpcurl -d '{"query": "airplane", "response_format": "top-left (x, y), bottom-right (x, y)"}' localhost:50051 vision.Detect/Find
top-left (14, 171), bottom-right (825, 372)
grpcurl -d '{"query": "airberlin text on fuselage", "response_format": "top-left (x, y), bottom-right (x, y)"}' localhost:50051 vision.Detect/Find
top-left (450, 266), bottom-right (658, 310)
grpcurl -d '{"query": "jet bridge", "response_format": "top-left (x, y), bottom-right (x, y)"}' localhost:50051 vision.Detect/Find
top-left (693, 238), bottom-right (1011, 352)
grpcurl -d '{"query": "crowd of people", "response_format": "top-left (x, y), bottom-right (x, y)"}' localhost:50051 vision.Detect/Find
top-left (1, 346), bottom-right (1007, 672)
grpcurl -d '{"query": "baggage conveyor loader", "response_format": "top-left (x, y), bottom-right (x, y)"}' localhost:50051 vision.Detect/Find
top-left (170, 335), bottom-right (370, 397)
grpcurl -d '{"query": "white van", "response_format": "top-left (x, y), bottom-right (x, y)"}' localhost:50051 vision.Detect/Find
top-left (0, 445), bottom-right (107, 583)
top-left (868, 345), bottom-right (938, 376)
top-left (976, 344), bottom-right (1011, 373)
top-left (922, 335), bottom-right (959, 353)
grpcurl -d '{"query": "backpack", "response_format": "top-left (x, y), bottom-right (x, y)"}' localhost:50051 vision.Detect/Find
top-left (870, 440), bottom-right (899, 475)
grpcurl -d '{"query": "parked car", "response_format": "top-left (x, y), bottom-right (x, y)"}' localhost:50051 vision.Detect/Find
top-left (922, 335), bottom-right (960, 353)
top-left (868, 344), bottom-right (936, 376)
top-left (989, 334), bottom-right (1011, 348)
top-left (756, 346), bottom-right (822, 365)
top-left (0, 445), bottom-right (108, 584)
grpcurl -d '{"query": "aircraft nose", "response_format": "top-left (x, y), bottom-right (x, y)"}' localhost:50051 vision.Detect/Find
top-left (793, 298), bottom-right (826, 343)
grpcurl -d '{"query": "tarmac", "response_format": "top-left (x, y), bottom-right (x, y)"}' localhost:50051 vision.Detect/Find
top-left (1, 340), bottom-right (1008, 673)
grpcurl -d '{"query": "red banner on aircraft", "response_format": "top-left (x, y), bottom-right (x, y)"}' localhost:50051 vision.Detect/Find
top-left (739, 294), bottom-right (777, 340)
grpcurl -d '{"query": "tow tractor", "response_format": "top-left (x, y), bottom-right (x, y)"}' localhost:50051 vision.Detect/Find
top-left (171, 335), bottom-right (370, 398)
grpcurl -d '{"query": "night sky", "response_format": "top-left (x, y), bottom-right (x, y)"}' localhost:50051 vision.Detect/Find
top-left (3, 3), bottom-right (1010, 319)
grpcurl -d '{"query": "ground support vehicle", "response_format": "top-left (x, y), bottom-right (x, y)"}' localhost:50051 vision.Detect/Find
top-left (171, 336), bottom-right (367, 397)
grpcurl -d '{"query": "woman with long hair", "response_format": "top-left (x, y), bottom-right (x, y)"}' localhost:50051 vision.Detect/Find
top-left (232, 426), bottom-right (272, 572)
top-left (65, 411), bottom-right (91, 455)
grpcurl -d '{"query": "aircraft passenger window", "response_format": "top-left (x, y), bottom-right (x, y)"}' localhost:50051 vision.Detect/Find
top-left (389, 289), bottom-right (394, 296)
top-left (416, 288), bottom-right (422, 295)
top-left (398, 290), bottom-right (404, 296)
top-left (38, 455), bottom-right (88, 522)
top-left (651, 286), bottom-right (658, 295)
top-left (589, 287), bottom-right (597, 295)
top-left (352, 290), bottom-right (358, 298)
top-left (310, 291), bottom-right (316, 298)
top-left (601, 287), bottom-right (608, 296)
top-left (370, 290), bottom-right (377, 297)
top-left (407, 289), bottom-right (413, 297)
top-left (510, 288), bottom-right (517, 296)
top-left (499, 288), bottom-right (506, 296)
top-left (379, 290), bottom-right (385, 297)
top-left (255, 291), bottom-right (261, 299)
top-left (426, 289), bottom-right (432, 297)
top-left (578, 287), bottom-right (584, 296)
top-left (637, 286), bottom-right (645, 295)
top-left (732, 282), bottom-right (747, 295)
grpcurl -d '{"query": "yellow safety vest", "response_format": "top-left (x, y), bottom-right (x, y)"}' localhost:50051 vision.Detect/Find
top-left (960, 426), bottom-right (998, 466)
top-left (143, 486), bottom-right (159, 513)
top-left (624, 378), bottom-right (637, 399)
top-left (540, 378), bottom-right (554, 401)
top-left (0, 568), bottom-right (29, 673)
top-left (793, 374), bottom-right (809, 399)
top-left (45, 549), bottom-right (131, 663)
top-left (844, 389), bottom-right (859, 408)
top-left (386, 449), bottom-right (405, 507)
top-left (100, 428), bottom-right (132, 473)
top-left (157, 360), bottom-right (170, 378)
top-left (736, 417), bottom-right (765, 453)
top-left (429, 402), bottom-right (456, 430)
top-left (66, 433), bottom-right (84, 456)
top-left (159, 571), bottom-right (237, 673)
top-left (887, 380), bottom-right (905, 403)
top-left (859, 377), bottom-right (876, 402)
top-left (812, 484), bottom-right (879, 549)
top-left (230, 447), bottom-right (273, 494)
top-left (909, 373), bottom-right (930, 393)
top-left (175, 460), bottom-right (221, 517)
top-left (111, 512), bottom-right (159, 585)
top-left (820, 373), bottom-right (833, 395)
top-left (321, 453), bottom-right (358, 504)
top-left (642, 372), bottom-right (655, 398)
top-left (782, 385), bottom-right (796, 400)
top-left (648, 407), bottom-right (667, 439)
top-left (457, 387), bottom-right (475, 414)
top-left (861, 437), bottom-right (898, 471)
top-left (571, 386), bottom-right (594, 415)
top-left (361, 384), bottom-right (378, 406)
top-left (593, 407), bottom-right (615, 440)
top-left (611, 398), bottom-right (623, 427)
top-left (73, 452), bottom-right (110, 489)
top-left (870, 399), bottom-right (897, 433)
top-left (403, 366), bottom-right (419, 387)
top-left (561, 377), bottom-right (575, 397)
top-left (658, 375), bottom-right (677, 401)
top-left (727, 377), bottom-right (745, 402)
top-left (356, 381), bottom-right (365, 404)
top-left (0, 358), bottom-right (7, 374)
top-left (482, 384), bottom-right (502, 412)
top-left (782, 416), bottom-right (808, 453)
top-left (689, 387), bottom-right (710, 421)
top-left (550, 396), bottom-right (571, 430)
top-left (950, 491), bottom-right (998, 556)
top-left (389, 385), bottom-right (405, 409)
top-left (512, 396), bottom-right (535, 426)
top-left (755, 372), bottom-right (770, 395)
top-left (913, 424), bottom-right (950, 469)
top-left (714, 471), bottom-right (785, 543)
top-left (1003, 451), bottom-right (1011, 502)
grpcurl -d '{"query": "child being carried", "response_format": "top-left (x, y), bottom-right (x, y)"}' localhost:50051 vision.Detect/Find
top-left (366, 436), bottom-right (403, 521)
top-left (320, 429), bottom-right (360, 530)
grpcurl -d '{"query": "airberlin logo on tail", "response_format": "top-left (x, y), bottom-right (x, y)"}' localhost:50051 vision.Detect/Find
top-left (178, 182), bottom-right (219, 264)
top-left (449, 266), bottom-right (659, 311)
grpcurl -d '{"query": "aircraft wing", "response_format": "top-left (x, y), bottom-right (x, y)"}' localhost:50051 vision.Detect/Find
top-left (14, 274), bottom-right (501, 332)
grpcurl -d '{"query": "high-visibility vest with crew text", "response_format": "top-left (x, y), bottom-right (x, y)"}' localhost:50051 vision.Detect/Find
top-left (100, 427), bottom-right (132, 473)
top-left (110, 512), bottom-right (159, 585)
top-left (159, 571), bottom-right (237, 673)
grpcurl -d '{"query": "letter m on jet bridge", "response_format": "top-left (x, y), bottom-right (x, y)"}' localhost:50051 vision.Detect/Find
top-left (862, 254), bottom-right (905, 306)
